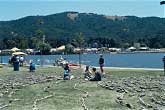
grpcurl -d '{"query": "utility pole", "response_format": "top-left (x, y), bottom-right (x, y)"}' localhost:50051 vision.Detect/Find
top-left (163, 56), bottom-right (165, 76)
top-left (41, 35), bottom-right (45, 67)
top-left (38, 19), bottom-right (44, 67)
top-left (160, 1), bottom-right (165, 76)
top-left (76, 32), bottom-right (84, 68)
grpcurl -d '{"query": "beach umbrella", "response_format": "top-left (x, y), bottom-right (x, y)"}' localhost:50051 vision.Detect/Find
top-left (57, 45), bottom-right (65, 51)
top-left (12, 52), bottom-right (27, 56)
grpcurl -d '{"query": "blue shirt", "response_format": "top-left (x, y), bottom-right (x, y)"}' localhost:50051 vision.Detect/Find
top-left (64, 70), bottom-right (69, 75)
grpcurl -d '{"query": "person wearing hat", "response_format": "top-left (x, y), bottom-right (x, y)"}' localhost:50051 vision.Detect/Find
top-left (99, 54), bottom-right (104, 74)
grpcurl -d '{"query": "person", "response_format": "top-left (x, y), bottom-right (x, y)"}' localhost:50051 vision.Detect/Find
top-left (89, 67), bottom-right (101, 81)
top-left (12, 55), bottom-right (20, 71)
top-left (19, 56), bottom-right (24, 66)
top-left (9, 55), bottom-right (14, 64)
top-left (29, 60), bottom-right (35, 72)
top-left (83, 65), bottom-right (92, 79)
top-left (10, 55), bottom-right (17, 64)
top-left (63, 63), bottom-right (71, 80)
top-left (99, 54), bottom-right (104, 74)
top-left (16, 55), bottom-right (20, 62)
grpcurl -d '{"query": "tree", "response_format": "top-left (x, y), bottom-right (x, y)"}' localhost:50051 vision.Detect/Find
top-left (65, 44), bottom-right (74, 54)
top-left (109, 38), bottom-right (117, 47)
top-left (74, 32), bottom-right (84, 68)
top-left (122, 43), bottom-right (130, 49)
top-left (29, 37), bottom-right (39, 49)
top-left (35, 29), bottom-right (44, 38)
top-left (37, 42), bottom-right (51, 55)
top-left (75, 33), bottom-right (84, 46)
top-left (13, 36), bottom-right (28, 49)
top-left (6, 40), bottom-right (16, 49)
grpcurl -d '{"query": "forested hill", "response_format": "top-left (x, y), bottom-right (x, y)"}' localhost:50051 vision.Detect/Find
top-left (0, 12), bottom-right (165, 49)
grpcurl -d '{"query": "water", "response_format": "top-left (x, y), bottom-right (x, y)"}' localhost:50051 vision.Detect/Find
top-left (1, 53), bottom-right (165, 69)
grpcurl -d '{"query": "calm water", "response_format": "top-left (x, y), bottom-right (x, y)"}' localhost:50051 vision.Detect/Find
top-left (1, 53), bottom-right (165, 69)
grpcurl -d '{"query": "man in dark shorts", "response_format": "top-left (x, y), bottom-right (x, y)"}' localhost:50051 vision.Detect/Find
top-left (99, 54), bottom-right (104, 74)
top-left (63, 63), bottom-right (70, 80)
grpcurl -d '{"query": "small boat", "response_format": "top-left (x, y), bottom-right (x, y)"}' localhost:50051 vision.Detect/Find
top-left (54, 56), bottom-right (79, 67)
top-left (68, 63), bottom-right (79, 66)
top-left (53, 56), bottom-right (68, 67)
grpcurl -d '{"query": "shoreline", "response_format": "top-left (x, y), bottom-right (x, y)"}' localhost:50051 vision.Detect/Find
top-left (96, 66), bottom-right (163, 71)
top-left (2, 63), bottom-right (163, 71)
top-left (24, 65), bottom-right (165, 71)
top-left (116, 51), bottom-right (165, 54)
top-left (71, 65), bottom-right (163, 71)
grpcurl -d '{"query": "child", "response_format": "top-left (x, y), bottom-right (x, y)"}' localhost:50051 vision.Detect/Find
top-left (19, 56), bottom-right (24, 66)
top-left (29, 60), bottom-right (35, 72)
top-left (63, 63), bottom-right (70, 80)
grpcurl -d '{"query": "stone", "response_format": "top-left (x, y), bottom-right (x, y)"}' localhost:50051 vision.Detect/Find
top-left (126, 103), bottom-right (133, 109)
top-left (153, 106), bottom-right (161, 110)
top-left (117, 94), bottom-right (124, 100)
top-left (0, 93), bottom-right (3, 97)
top-left (139, 93), bottom-right (146, 97)
top-left (139, 98), bottom-right (146, 106)
top-left (115, 99), bottom-right (124, 105)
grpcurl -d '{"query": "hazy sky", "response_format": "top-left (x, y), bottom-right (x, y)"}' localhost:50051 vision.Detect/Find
top-left (0, 0), bottom-right (164, 21)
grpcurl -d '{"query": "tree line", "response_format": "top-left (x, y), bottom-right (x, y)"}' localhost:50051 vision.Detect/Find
top-left (0, 33), bottom-right (164, 50)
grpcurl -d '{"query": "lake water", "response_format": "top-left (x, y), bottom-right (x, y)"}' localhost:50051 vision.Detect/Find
top-left (1, 53), bottom-right (165, 69)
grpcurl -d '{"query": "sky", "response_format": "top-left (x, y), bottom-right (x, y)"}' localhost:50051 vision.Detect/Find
top-left (0, 0), bottom-right (164, 21)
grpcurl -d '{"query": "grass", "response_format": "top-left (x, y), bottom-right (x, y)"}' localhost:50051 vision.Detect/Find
top-left (0, 65), bottom-right (164, 110)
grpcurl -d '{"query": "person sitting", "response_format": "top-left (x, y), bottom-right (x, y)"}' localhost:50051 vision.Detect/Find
top-left (29, 60), bottom-right (35, 72)
top-left (63, 63), bottom-right (70, 80)
top-left (89, 67), bottom-right (102, 81)
top-left (83, 65), bottom-right (92, 79)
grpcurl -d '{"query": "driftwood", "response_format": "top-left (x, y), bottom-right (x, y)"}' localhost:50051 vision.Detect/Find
top-left (32, 95), bottom-right (54, 110)
top-left (0, 104), bottom-right (10, 109)
top-left (139, 98), bottom-right (146, 106)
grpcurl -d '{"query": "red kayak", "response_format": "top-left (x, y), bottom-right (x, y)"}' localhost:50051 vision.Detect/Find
top-left (68, 63), bottom-right (79, 66)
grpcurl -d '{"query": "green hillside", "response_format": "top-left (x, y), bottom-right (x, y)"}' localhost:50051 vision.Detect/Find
top-left (0, 12), bottom-right (165, 49)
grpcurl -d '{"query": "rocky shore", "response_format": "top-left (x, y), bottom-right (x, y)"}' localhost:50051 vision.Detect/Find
top-left (98, 76), bottom-right (165, 110)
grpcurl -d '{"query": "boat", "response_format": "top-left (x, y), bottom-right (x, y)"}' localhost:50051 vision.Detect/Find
top-left (68, 63), bottom-right (79, 66)
top-left (53, 56), bottom-right (79, 67)
top-left (53, 56), bottom-right (68, 67)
